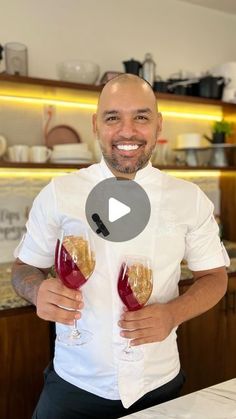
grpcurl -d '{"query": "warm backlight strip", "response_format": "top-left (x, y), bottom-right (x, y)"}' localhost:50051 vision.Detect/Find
top-left (0, 93), bottom-right (223, 121)
top-left (164, 170), bottom-right (222, 178)
top-left (0, 94), bottom-right (97, 110)
top-left (1, 168), bottom-right (236, 180)
top-left (161, 111), bottom-right (221, 121)
top-left (0, 168), bottom-right (75, 178)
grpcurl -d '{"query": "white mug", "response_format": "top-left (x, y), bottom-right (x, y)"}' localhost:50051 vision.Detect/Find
top-left (30, 146), bottom-right (51, 163)
top-left (177, 133), bottom-right (202, 149)
top-left (8, 145), bottom-right (29, 162)
top-left (0, 135), bottom-right (7, 157)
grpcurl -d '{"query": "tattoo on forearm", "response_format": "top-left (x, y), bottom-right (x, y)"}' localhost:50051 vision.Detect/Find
top-left (11, 264), bottom-right (46, 305)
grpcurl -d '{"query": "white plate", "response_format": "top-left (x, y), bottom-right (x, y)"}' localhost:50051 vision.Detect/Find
top-left (51, 150), bottom-right (92, 159)
top-left (53, 143), bottom-right (88, 152)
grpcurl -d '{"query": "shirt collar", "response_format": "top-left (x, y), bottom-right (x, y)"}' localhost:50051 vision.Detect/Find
top-left (98, 157), bottom-right (154, 181)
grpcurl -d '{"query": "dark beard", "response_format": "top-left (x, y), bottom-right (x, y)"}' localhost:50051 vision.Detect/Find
top-left (101, 145), bottom-right (155, 174)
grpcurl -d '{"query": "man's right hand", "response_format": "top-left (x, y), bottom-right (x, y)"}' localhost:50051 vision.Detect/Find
top-left (36, 277), bottom-right (84, 325)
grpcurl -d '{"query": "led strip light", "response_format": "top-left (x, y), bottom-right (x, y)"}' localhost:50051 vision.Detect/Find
top-left (0, 94), bottom-right (222, 121)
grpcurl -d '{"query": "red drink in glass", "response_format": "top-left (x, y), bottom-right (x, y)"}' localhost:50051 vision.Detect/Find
top-left (117, 256), bottom-right (153, 361)
top-left (55, 239), bottom-right (87, 289)
top-left (54, 229), bottom-right (96, 346)
top-left (117, 263), bottom-right (143, 311)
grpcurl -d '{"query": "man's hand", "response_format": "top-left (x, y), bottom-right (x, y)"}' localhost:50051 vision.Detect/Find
top-left (118, 303), bottom-right (175, 346)
top-left (118, 266), bottom-right (228, 346)
top-left (36, 277), bottom-right (84, 325)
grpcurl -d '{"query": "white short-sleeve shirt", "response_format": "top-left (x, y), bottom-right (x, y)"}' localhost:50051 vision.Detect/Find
top-left (15, 159), bottom-right (229, 408)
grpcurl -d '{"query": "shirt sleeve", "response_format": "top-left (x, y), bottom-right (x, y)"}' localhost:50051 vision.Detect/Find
top-left (184, 186), bottom-right (230, 271)
top-left (14, 180), bottom-right (60, 268)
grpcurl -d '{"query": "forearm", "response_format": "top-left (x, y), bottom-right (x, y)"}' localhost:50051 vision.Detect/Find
top-left (11, 259), bottom-right (48, 305)
top-left (168, 267), bottom-right (228, 328)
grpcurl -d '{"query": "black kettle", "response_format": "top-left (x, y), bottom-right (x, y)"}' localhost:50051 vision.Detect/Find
top-left (0, 44), bottom-right (3, 62)
top-left (123, 59), bottom-right (142, 75)
top-left (204, 133), bottom-right (226, 144)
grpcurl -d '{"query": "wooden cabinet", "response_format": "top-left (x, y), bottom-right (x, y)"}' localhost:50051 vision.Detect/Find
top-left (178, 275), bottom-right (236, 395)
top-left (0, 306), bottom-right (53, 419)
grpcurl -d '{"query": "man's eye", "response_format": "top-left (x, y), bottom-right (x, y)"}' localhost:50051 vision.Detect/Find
top-left (136, 115), bottom-right (148, 121)
top-left (105, 116), bottom-right (119, 122)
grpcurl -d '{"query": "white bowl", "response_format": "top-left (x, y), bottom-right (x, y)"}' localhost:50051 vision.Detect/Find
top-left (57, 60), bottom-right (100, 84)
top-left (51, 149), bottom-right (92, 160)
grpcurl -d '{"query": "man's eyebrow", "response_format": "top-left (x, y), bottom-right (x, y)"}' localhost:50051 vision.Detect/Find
top-left (135, 108), bottom-right (152, 114)
top-left (102, 108), bottom-right (153, 117)
top-left (102, 110), bottom-right (119, 117)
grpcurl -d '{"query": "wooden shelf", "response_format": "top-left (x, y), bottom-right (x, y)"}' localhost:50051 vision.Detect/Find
top-left (0, 161), bottom-right (93, 170)
top-left (0, 73), bottom-right (101, 92)
top-left (159, 165), bottom-right (236, 171)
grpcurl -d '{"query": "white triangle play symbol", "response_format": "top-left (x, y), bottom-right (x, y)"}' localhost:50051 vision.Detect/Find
top-left (108, 197), bottom-right (131, 222)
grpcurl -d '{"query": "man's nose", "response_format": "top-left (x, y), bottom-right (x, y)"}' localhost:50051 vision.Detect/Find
top-left (118, 119), bottom-right (136, 138)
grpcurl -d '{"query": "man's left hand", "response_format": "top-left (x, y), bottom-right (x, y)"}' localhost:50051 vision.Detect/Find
top-left (118, 303), bottom-right (175, 346)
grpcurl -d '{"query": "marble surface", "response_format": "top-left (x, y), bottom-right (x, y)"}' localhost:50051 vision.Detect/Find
top-left (1, 241), bottom-right (236, 311)
top-left (0, 263), bottom-right (30, 310)
top-left (123, 379), bottom-right (236, 418)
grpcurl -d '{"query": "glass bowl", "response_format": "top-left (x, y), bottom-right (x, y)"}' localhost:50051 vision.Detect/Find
top-left (57, 60), bottom-right (100, 84)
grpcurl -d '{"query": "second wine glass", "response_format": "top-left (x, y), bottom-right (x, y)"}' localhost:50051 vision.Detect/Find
top-left (55, 222), bottom-right (95, 345)
top-left (118, 255), bottom-right (153, 361)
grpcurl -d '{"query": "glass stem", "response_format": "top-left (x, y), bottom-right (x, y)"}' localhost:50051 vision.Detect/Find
top-left (71, 319), bottom-right (80, 338)
top-left (124, 339), bottom-right (132, 354)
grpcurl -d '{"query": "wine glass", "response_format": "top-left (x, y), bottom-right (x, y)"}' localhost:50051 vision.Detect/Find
top-left (55, 222), bottom-right (95, 345)
top-left (117, 255), bottom-right (153, 361)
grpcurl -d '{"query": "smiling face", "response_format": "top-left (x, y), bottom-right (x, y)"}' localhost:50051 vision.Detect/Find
top-left (93, 75), bottom-right (162, 178)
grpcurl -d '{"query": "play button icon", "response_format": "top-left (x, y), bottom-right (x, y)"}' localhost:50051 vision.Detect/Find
top-left (109, 198), bottom-right (131, 222)
top-left (85, 177), bottom-right (151, 242)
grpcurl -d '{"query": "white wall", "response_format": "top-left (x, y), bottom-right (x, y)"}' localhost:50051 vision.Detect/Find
top-left (1, 0), bottom-right (236, 80)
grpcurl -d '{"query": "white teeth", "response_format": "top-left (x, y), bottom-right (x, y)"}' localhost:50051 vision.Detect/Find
top-left (116, 144), bottom-right (139, 151)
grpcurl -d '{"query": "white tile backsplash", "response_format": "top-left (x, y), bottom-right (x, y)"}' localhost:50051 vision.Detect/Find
top-left (0, 178), bottom-right (48, 262)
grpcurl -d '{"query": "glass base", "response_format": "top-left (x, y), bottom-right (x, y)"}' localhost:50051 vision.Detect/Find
top-left (57, 328), bottom-right (92, 346)
top-left (119, 345), bottom-right (143, 362)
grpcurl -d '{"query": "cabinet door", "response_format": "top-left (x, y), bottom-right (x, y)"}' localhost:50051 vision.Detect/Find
top-left (221, 276), bottom-right (236, 380)
top-left (177, 277), bottom-right (236, 395)
top-left (0, 307), bottom-right (52, 419)
top-left (177, 298), bottom-right (225, 394)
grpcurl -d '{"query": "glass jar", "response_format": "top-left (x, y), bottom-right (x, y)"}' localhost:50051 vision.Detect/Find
top-left (142, 53), bottom-right (156, 86)
top-left (153, 138), bottom-right (169, 166)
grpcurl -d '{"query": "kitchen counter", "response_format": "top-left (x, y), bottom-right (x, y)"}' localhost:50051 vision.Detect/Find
top-left (122, 378), bottom-right (236, 418)
top-left (1, 241), bottom-right (236, 311)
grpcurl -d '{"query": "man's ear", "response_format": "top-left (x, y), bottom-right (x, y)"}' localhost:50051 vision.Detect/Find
top-left (157, 112), bottom-right (163, 135)
top-left (155, 112), bottom-right (163, 145)
top-left (92, 114), bottom-right (97, 135)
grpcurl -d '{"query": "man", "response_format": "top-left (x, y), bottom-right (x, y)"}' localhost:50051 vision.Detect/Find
top-left (12, 74), bottom-right (229, 419)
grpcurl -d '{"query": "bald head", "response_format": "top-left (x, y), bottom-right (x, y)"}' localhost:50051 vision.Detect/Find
top-left (97, 74), bottom-right (158, 113)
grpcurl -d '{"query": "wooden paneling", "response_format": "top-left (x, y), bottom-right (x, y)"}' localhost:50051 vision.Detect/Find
top-left (0, 306), bottom-right (52, 419)
top-left (178, 276), bottom-right (236, 395)
top-left (220, 173), bottom-right (236, 241)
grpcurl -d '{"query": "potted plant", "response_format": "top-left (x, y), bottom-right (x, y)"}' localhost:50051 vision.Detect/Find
top-left (211, 119), bottom-right (234, 143)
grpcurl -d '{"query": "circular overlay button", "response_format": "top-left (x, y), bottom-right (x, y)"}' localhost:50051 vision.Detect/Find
top-left (85, 178), bottom-right (151, 242)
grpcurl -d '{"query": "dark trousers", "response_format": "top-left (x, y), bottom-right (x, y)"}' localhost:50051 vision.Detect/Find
top-left (32, 362), bottom-right (185, 419)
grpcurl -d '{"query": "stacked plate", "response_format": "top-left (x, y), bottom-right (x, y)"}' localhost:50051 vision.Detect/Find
top-left (50, 143), bottom-right (93, 164)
